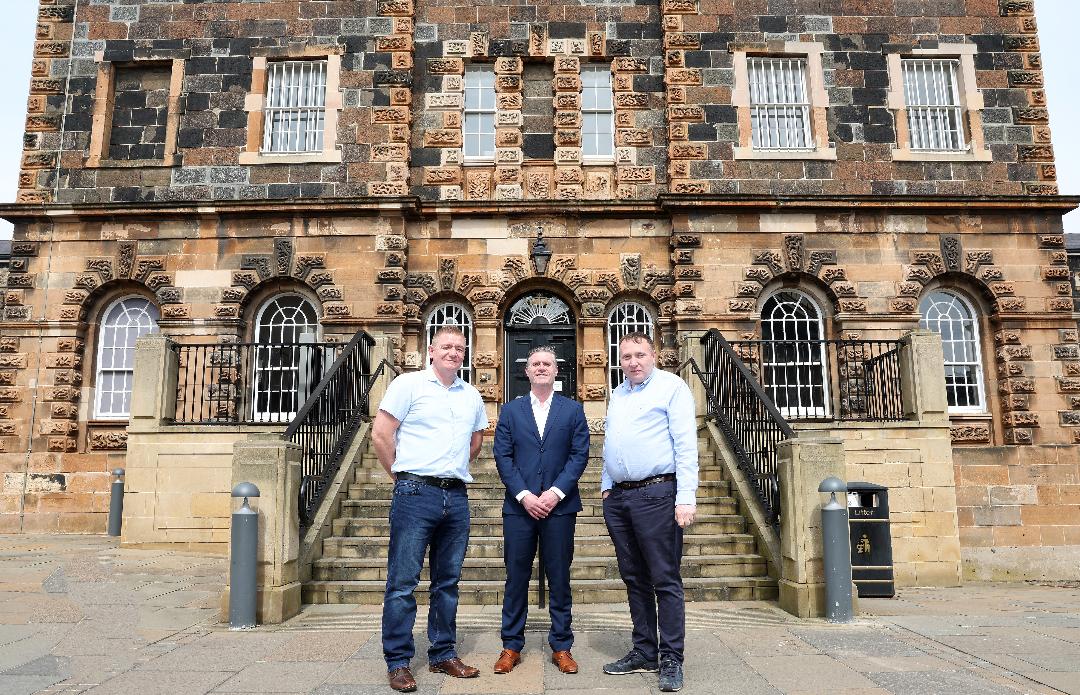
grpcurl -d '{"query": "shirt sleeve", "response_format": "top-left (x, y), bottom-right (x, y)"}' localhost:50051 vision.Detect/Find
top-left (472, 393), bottom-right (488, 432)
top-left (668, 380), bottom-right (699, 507)
top-left (377, 374), bottom-right (413, 422)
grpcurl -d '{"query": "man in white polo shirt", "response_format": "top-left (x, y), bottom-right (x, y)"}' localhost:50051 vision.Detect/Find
top-left (372, 326), bottom-right (488, 693)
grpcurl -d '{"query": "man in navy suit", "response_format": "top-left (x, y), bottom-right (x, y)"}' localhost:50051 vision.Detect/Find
top-left (492, 345), bottom-right (590, 676)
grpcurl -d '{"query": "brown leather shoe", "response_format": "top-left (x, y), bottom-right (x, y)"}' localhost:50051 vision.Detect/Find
top-left (494, 648), bottom-right (521, 674)
top-left (551, 650), bottom-right (578, 674)
top-left (429, 657), bottom-right (480, 678)
top-left (388, 667), bottom-right (417, 692)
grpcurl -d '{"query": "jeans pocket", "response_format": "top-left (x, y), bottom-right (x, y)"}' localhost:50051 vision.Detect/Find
top-left (642, 481), bottom-right (675, 500)
top-left (394, 480), bottom-right (422, 496)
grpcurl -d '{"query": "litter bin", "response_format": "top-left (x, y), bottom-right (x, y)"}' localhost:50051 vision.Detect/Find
top-left (846, 482), bottom-right (895, 598)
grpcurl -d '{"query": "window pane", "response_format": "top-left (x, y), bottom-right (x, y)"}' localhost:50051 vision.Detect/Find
top-left (95, 297), bottom-right (160, 418)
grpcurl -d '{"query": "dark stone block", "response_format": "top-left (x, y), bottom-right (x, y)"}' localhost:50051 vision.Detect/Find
top-left (372, 90), bottom-right (390, 107)
top-left (131, 143), bottom-right (165, 160)
top-left (864, 124), bottom-right (895, 143)
top-left (700, 33), bottom-right (734, 51)
top-left (972, 34), bottom-right (1004, 53)
top-left (852, 88), bottom-right (887, 107)
top-left (615, 23), bottom-right (643, 40)
top-left (65, 113), bottom-right (92, 132)
top-left (643, 24), bottom-right (662, 40)
top-left (974, 53), bottom-right (994, 71)
top-left (412, 147), bottom-right (441, 167)
top-left (268, 183), bottom-right (302, 199)
top-left (131, 108), bottom-right (165, 127)
top-left (684, 52), bottom-right (711, 69)
top-left (606, 39), bottom-right (632, 56)
top-left (861, 34), bottom-right (889, 53)
top-left (186, 57), bottom-right (218, 74)
top-left (221, 74), bottom-right (251, 92)
top-left (375, 70), bottom-right (412, 87)
top-left (833, 123), bottom-right (853, 142)
top-left (218, 111), bottom-right (247, 129)
top-left (111, 187), bottom-right (141, 202)
top-left (489, 40), bottom-right (514, 57)
top-left (758, 16), bottom-right (787, 33)
top-left (414, 42), bottom-right (440, 61)
top-left (152, 39), bottom-right (186, 52)
top-left (178, 128), bottom-right (205, 148)
top-left (300, 183), bottom-right (332, 197)
top-left (185, 92), bottom-right (211, 111)
top-left (804, 160), bottom-right (833, 179)
top-left (704, 105), bottom-right (737, 124)
top-left (218, 57), bottom-right (252, 75)
top-left (848, 52), bottom-right (887, 71)
top-left (113, 91), bottom-right (146, 110)
top-left (688, 123), bottom-right (717, 141)
top-left (871, 180), bottom-right (902, 195)
top-left (867, 108), bottom-right (892, 127)
top-left (109, 126), bottom-right (142, 146)
top-left (633, 75), bottom-right (663, 93)
top-left (523, 134), bottom-right (555, 161)
top-left (68, 77), bottom-right (96, 96)
top-left (548, 22), bottom-right (586, 39)
top-left (415, 185), bottom-right (439, 201)
top-left (864, 70), bottom-right (890, 88)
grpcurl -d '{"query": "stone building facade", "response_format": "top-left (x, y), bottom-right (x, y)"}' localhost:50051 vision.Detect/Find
top-left (1, 0), bottom-right (1078, 580)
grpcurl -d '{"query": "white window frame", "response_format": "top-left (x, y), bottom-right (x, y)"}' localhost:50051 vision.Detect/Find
top-left (261, 59), bottom-right (328, 154)
top-left (426, 303), bottom-right (474, 383)
top-left (919, 290), bottom-right (986, 414)
top-left (251, 294), bottom-right (321, 423)
top-left (581, 65), bottom-right (615, 163)
top-left (607, 302), bottom-right (655, 389)
top-left (901, 58), bottom-right (965, 152)
top-left (759, 290), bottom-right (830, 419)
top-left (94, 296), bottom-right (160, 419)
top-left (463, 65), bottom-right (496, 164)
top-left (747, 57), bottom-right (813, 151)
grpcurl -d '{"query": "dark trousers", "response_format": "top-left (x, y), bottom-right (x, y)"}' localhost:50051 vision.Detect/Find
top-left (381, 479), bottom-right (470, 671)
top-left (501, 512), bottom-right (577, 652)
top-left (602, 479), bottom-right (685, 663)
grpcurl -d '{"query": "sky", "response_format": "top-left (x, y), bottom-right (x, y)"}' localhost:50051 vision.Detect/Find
top-left (0, 0), bottom-right (1077, 240)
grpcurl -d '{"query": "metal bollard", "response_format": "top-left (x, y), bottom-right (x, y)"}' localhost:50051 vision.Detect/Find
top-left (819, 476), bottom-right (853, 623)
top-left (229, 482), bottom-right (260, 630)
top-left (107, 469), bottom-right (125, 537)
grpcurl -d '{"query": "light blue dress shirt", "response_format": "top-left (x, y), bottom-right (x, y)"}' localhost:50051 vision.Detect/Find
top-left (602, 367), bottom-right (699, 506)
top-left (378, 368), bottom-right (488, 482)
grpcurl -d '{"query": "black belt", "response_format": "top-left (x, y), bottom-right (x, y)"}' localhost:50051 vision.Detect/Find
top-left (614, 473), bottom-right (675, 490)
top-left (397, 471), bottom-right (465, 489)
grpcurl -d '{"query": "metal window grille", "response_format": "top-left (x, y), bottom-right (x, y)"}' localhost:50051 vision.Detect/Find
top-left (748, 57), bottom-right (813, 150)
top-left (759, 291), bottom-right (830, 417)
top-left (919, 290), bottom-right (985, 412)
top-left (902, 58), bottom-right (965, 152)
top-left (426, 303), bottom-right (474, 383)
top-left (464, 65), bottom-right (496, 160)
top-left (581, 65), bottom-right (615, 159)
top-left (252, 295), bottom-right (321, 422)
top-left (262, 60), bottom-right (327, 154)
top-left (94, 297), bottom-right (160, 419)
top-left (607, 302), bottom-right (655, 389)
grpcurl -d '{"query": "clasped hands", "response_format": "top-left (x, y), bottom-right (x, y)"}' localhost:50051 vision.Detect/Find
top-left (521, 490), bottom-right (561, 520)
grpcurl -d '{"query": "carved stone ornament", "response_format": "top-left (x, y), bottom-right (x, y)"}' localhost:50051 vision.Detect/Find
top-left (950, 424), bottom-right (991, 443)
top-left (117, 241), bottom-right (136, 279)
top-left (621, 254), bottom-right (642, 289)
top-left (941, 235), bottom-right (962, 272)
top-left (89, 430), bottom-right (128, 450)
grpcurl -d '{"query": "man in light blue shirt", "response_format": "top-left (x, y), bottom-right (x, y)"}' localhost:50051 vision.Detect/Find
top-left (601, 331), bottom-right (697, 693)
top-left (372, 326), bottom-right (488, 692)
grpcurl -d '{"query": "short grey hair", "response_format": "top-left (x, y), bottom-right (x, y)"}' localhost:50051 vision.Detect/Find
top-left (526, 345), bottom-right (557, 361)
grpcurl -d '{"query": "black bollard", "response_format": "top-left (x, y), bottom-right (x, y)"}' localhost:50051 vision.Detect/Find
top-left (107, 469), bottom-right (125, 537)
top-left (229, 482), bottom-right (260, 630)
top-left (819, 476), bottom-right (853, 623)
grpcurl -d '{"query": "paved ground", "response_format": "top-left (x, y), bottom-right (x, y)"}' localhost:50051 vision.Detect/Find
top-left (1, 535), bottom-right (1078, 695)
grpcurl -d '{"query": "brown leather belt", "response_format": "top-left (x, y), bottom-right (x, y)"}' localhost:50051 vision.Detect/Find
top-left (614, 473), bottom-right (675, 490)
top-left (397, 472), bottom-right (465, 489)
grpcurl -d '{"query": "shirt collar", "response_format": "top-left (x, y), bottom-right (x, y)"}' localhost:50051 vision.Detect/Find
top-left (425, 366), bottom-right (463, 390)
top-left (530, 391), bottom-right (553, 408)
top-left (621, 369), bottom-right (657, 393)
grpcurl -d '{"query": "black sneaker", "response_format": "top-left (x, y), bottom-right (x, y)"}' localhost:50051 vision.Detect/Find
top-left (658, 657), bottom-right (683, 692)
top-left (603, 649), bottom-right (659, 675)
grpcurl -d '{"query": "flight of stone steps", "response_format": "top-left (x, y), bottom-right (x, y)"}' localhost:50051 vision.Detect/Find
top-left (302, 437), bottom-right (778, 605)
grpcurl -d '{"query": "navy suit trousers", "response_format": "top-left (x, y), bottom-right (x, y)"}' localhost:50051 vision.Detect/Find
top-left (602, 479), bottom-right (685, 663)
top-left (501, 512), bottom-right (577, 652)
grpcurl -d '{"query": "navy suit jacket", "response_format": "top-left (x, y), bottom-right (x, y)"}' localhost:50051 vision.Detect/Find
top-left (493, 393), bottom-right (590, 516)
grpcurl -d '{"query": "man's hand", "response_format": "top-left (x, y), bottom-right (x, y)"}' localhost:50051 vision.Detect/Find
top-left (520, 493), bottom-right (550, 520)
top-left (537, 490), bottom-right (560, 513)
top-left (675, 504), bottom-right (696, 528)
top-left (602, 490), bottom-right (610, 500)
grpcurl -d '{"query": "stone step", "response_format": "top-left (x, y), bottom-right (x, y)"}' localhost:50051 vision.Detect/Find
top-left (302, 576), bottom-right (779, 605)
top-left (336, 496), bottom-right (740, 518)
top-left (311, 554), bottom-right (769, 582)
top-left (330, 514), bottom-right (746, 538)
top-left (321, 533), bottom-right (759, 560)
top-left (345, 478), bottom-right (734, 501)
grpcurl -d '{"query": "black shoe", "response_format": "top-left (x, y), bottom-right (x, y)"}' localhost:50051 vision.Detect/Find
top-left (658, 657), bottom-right (684, 692)
top-left (603, 649), bottom-right (659, 675)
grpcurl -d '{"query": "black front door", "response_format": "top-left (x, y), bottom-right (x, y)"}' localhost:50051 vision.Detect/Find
top-left (504, 292), bottom-right (578, 402)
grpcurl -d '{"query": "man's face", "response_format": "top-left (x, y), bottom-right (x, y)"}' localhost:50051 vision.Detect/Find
top-left (525, 349), bottom-right (558, 389)
top-left (619, 337), bottom-right (656, 386)
top-left (428, 332), bottom-right (466, 375)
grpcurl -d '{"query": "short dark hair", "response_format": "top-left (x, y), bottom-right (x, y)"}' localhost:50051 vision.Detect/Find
top-left (618, 331), bottom-right (655, 350)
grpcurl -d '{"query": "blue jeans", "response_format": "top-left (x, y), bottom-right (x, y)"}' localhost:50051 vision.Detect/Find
top-left (382, 479), bottom-right (470, 671)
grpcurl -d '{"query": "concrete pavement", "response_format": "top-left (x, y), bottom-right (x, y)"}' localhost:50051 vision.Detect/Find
top-left (0, 535), bottom-right (1078, 694)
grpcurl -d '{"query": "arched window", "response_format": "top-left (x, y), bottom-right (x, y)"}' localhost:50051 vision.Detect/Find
top-left (94, 296), bottom-right (160, 419)
top-left (252, 294), bottom-right (320, 422)
top-left (607, 301), bottom-right (655, 389)
top-left (426, 302), bottom-right (474, 383)
top-left (760, 291), bottom-right (829, 417)
top-left (919, 290), bottom-right (985, 412)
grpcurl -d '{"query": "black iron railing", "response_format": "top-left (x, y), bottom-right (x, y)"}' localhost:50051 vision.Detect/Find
top-left (726, 339), bottom-right (905, 422)
top-left (173, 341), bottom-right (345, 424)
top-left (697, 329), bottom-right (794, 525)
top-left (284, 330), bottom-right (387, 530)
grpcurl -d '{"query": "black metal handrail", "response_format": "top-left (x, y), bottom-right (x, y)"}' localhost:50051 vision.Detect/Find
top-left (173, 341), bottom-right (345, 425)
top-left (285, 330), bottom-right (380, 531)
top-left (698, 329), bottom-right (794, 526)
top-left (727, 339), bottom-right (905, 422)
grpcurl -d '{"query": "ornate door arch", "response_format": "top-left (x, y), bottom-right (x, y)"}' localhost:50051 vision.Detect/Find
top-left (503, 292), bottom-right (578, 401)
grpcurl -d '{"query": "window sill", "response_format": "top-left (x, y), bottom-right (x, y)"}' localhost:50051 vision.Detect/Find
top-left (88, 417), bottom-right (130, 425)
top-left (582, 158), bottom-right (615, 166)
top-left (947, 409), bottom-right (990, 418)
top-left (462, 158), bottom-right (496, 167)
top-left (238, 150), bottom-right (342, 165)
top-left (891, 147), bottom-right (992, 162)
top-left (733, 146), bottom-right (836, 161)
top-left (90, 157), bottom-right (175, 169)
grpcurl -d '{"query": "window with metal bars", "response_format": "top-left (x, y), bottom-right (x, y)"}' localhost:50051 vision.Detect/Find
top-left (262, 60), bottom-right (328, 154)
top-left (919, 290), bottom-right (985, 412)
top-left (607, 302), bottom-right (655, 389)
top-left (759, 291), bottom-right (829, 418)
top-left (252, 294), bottom-right (321, 422)
top-left (901, 58), bottom-right (965, 152)
top-left (94, 296), bottom-right (160, 419)
top-left (581, 65), bottom-right (614, 160)
top-left (426, 303), bottom-right (474, 383)
top-left (747, 57), bottom-right (813, 150)
top-left (464, 65), bottom-right (496, 161)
